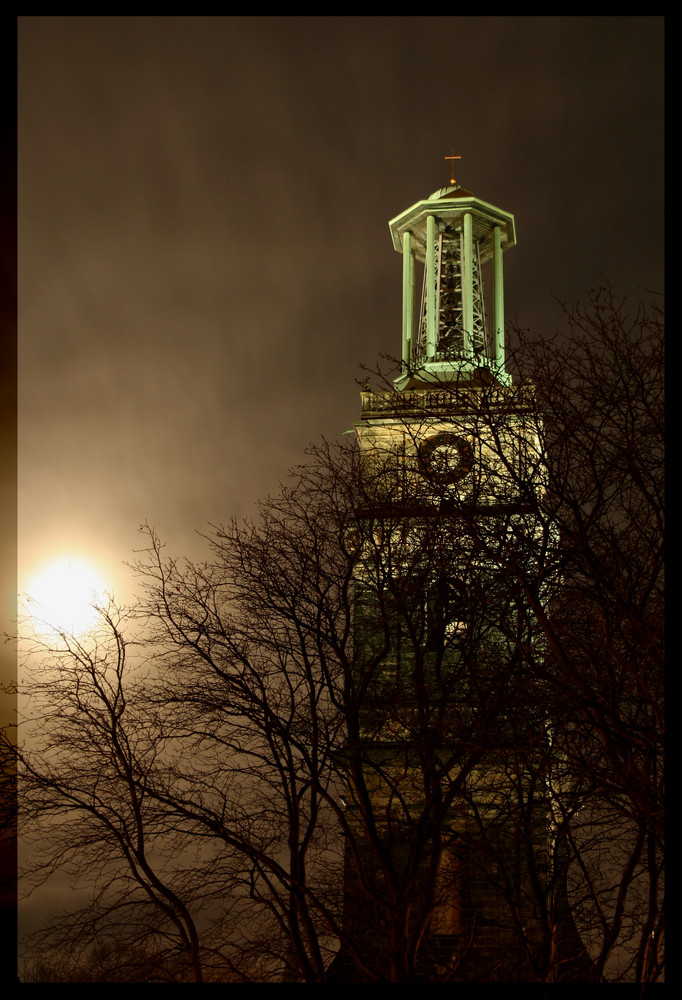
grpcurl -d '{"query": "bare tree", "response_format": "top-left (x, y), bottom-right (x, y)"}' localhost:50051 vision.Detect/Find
top-left (17, 606), bottom-right (216, 982)
top-left (362, 285), bottom-right (664, 981)
top-left (508, 288), bottom-right (663, 982)
top-left (17, 288), bottom-right (663, 982)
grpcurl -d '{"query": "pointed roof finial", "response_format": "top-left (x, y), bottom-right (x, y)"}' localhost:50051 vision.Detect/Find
top-left (445, 148), bottom-right (462, 186)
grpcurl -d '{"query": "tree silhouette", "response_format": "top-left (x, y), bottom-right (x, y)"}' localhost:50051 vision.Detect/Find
top-left (16, 288), bottom-right (663, 982)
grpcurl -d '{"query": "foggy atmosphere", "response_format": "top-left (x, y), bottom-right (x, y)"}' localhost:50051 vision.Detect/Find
top-left (12, 16), bottom-right (663, 983)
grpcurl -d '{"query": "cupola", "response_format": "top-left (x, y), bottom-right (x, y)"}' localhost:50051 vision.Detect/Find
top-left (388, 182), bottom-right (516, 389)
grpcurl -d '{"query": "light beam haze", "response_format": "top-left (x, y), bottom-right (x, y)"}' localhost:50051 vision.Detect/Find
top-left (18, 17), bottom-right (663, 610)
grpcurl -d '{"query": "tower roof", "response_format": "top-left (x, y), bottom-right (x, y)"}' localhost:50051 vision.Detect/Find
top-left (388, 184), bottom-right (516, 263)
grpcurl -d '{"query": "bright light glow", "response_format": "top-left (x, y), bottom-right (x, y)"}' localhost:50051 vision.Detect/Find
top-left (24, 557), bottom-right (108, 638)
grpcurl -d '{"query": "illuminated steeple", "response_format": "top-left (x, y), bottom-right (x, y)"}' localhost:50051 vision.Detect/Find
top-left (388, 182), bottom-right (516, 389)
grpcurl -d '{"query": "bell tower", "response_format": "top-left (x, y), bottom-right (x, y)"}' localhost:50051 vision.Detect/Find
top-left (329, 168), bottom-right (595, 983)
top-left (328, 163), bottom-right (596, 983)
top-left (331, 171), bottom-right (567, 982)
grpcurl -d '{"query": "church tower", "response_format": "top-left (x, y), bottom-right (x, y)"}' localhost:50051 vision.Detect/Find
top-left (331, 175), bottom-right (575, 982)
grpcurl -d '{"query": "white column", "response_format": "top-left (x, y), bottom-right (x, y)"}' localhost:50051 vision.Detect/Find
top-left (402, 230), bottom-right (413, 368)
top-left (462, 212), bottom-right (473, 355)
top-left (426, 214), bottom-right (436, 359)
top-left (493, 225), bottom-right (505, 369)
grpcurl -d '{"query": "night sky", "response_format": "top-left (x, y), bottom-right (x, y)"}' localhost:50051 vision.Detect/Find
top-left (18, 16), bottom-right (664, 605)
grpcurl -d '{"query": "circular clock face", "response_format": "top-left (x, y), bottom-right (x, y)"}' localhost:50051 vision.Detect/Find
top-left (418, 433), bottom-right (473, 485)
top-left (342, 523), bottom-right (362, 556)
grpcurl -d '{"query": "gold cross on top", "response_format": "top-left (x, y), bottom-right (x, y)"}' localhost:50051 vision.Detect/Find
top-left (445, 148), bottom-right (462, 186)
